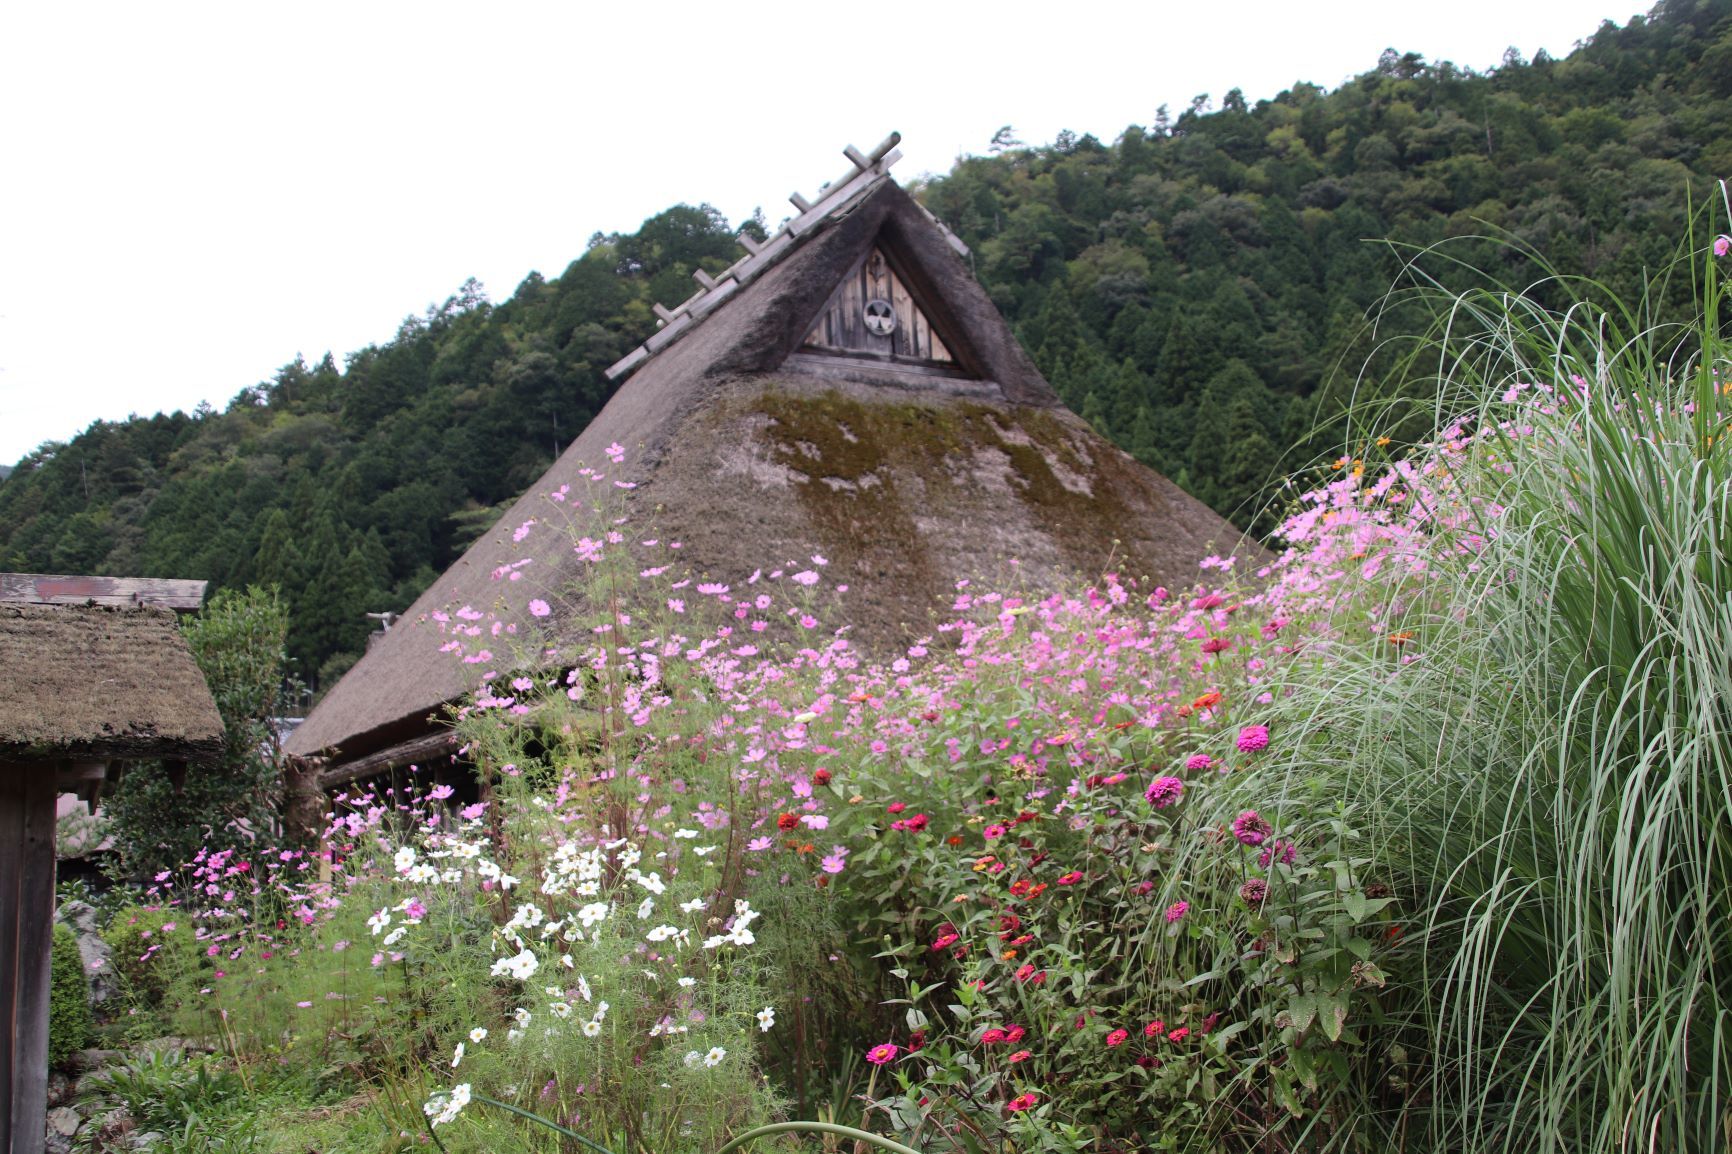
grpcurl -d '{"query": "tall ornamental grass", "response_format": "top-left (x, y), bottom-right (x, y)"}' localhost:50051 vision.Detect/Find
top-left (1244, 218), bottom-right (1732, 1151)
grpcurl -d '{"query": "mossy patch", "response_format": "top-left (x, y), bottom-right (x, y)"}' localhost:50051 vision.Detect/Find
top-left (747, 386), bottom-right (1152, 587)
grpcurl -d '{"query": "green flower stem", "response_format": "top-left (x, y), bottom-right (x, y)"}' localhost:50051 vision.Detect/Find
top-left (469, 1092), bottom-right (619, 1154)
top-left (712, 1121), bottom-right (927, 1154)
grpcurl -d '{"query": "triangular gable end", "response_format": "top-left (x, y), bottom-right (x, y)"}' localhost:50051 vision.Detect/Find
top-left (799, 244), bottom-right (966, 372)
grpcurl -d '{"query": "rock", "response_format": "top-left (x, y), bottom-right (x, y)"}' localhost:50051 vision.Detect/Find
top-left (56, 900), bottom-right (119, 1006)
top-left (46, 1071), bottom-right (72, 1107)
top-left (46, 1106), bottom-right (81, 1137)
top-left (45, 1133), bottom-right (73, 1154)
top-left (74, 1047), bottom-right (127, 1074)
top-left (128, 1131), bottom-right (164, 1151)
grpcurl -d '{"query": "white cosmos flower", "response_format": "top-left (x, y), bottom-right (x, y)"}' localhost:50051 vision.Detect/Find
top-left (703, 1046), bottom-right (726, 1067)
top-left (673, 828), bottom-right (699, 839)
top-left (451, 1041), bottom-right (464, 1067)
top-left (582, 1019), bottom-right (602, 1037)
top-left (756, 1007), bottom-right (776, 1032)
top-left (577, 902), bottom-right (610, 928)
top-left (577, 975), bottom-right (592, 1002)
top-left (394, 846), bottom-right (417, 872)
top-left (593, 1000), bottom-right (609, 1020)
top-left (693, 845), bottom-right (718, 856)
top-left (407, 863), bottom-right (439, 884)
top-left (645, 924), bottom-right (680, 942)
top-left (637, 896), bottom-right (655, 920)
top-left (679, 898), bottom-right (706, 913)
top-left (468, 1027), bottom-right (487, 1044)
top-left (513, 1007), bottom-right (532, 1026)
top-left (424, 1083), bottom-right (470, 1126)
top-left (367, 909), bottom-right (391, 935)
top-left (678, 977), bottom-right (697, 988)
top-left (490, 948), bottom-right (538, 980)
top-left (382, 927), bottom-right (407, 947)
top-left (550, 1002), bottom-right (572, 1020)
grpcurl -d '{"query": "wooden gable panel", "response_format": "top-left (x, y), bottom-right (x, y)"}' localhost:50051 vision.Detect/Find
top-left (803, 247), bottom-right (955, 365)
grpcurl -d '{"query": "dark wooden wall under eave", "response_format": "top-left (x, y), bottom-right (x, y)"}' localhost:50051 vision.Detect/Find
top-left (0, 769), bottom-right (57, 1154)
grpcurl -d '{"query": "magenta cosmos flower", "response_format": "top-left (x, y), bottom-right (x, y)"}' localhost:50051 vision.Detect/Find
top-left (1145, 775), bottom-right (1184, 808)
top-left (1236, 725), bottom-right (1270, 753)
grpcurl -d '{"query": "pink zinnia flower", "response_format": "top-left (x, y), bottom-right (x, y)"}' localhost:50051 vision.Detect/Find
top-left (981, 1027), bottom-right (1007, 1044)
top-left (1239, 878), bottom-right (1269, 905)
top-left (1258, 840), bottom-right (1298, 868)
top-left (1105, 1028), bottom-right (1129, 1047)
top-left (1007, 1092), bottom-right (1038, 1112)
top-left (1236, 725), bottom-right (1270, 753)
top-left (1165, 900), bottom-right (1189, 923)
top-left (1184, 753), bottom-right (1214, 773)
top-left (1233, 810), bottom-right (1273, 846)
top-left (1167, 1026), bottom-right (1190, 1043)
top-left (1143, 1019), bottom-right (1165, 1037)
top-left (932, 932), bottom-right (959, 951)
top-left (1145, 776), bottom-right (1184, 809)
top-left (865, 1042), bottom-right (898, 1065)
top-left (1056, 870), bottom-right (1084, 885)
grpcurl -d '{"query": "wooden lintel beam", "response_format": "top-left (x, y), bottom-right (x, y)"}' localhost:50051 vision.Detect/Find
top-left (0, 573), bottom-right (208, 612)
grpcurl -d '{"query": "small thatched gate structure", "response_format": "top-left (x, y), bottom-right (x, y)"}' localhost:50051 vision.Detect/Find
top-left (0, 579), bottom-right (222, 1154)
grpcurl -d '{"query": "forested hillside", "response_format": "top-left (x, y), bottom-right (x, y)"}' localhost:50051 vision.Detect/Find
top-left (4, 0), bottom-right (1729, 693)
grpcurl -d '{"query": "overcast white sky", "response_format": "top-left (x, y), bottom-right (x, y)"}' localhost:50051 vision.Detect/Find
top-left (0, 0), bottom-right (1637, 466)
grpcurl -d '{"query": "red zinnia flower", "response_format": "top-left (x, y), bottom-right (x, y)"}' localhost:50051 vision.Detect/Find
top-left (981, 1027), bottom-right (1007, 1044)
top-left (906, 813), bottom-right (929, 832)
top-left (813, 768), bottom-right (832, 786)
top-left (1144, 1019), bottom-right (1164, 1037)
top-left (776, 812), bottom-right (799, 831)
top-left (1006, 1092), bottom-right (1037, 1112)
top-left (1008, 1049), bottom-right (1031, 1063)
top-left (1056, 870), bottom-right (1083, 885)
top-left (1167, 1026), bottom-right (1190, 1042)
top-left (1106, 1028), bottom-right (1129, 1047)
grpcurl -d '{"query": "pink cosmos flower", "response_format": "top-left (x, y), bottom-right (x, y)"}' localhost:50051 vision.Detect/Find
top-left (528, 599), bottom-right (551, 618)
top-left (1717, 235), bottom-right (1732, 257)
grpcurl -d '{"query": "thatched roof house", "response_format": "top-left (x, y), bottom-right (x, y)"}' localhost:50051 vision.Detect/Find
top-left (0, 602), bottom-right (224, 764)
top-left (0, 594), bottom-right (222, 1153)
top-left (286, 135), bottom-right (1253, 784)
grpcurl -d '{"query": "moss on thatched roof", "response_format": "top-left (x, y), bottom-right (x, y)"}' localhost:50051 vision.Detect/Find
top-left (0, 602), bottom-right (223, 764)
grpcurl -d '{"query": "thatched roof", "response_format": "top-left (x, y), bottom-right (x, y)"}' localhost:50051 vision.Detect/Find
top-left (0, 602), bottom-right (224, 765)
top-left (287, 175), bottom-right (1258, 768)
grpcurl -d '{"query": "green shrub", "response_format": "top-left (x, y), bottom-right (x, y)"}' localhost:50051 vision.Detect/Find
top-left (103, 905), bottom-right (199, 1020)
top-left (49, 922), bottom-right (91, 1068)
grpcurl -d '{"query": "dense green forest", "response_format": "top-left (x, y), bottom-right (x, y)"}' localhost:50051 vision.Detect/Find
top-left (4, 0), bottom-right (1730, 693)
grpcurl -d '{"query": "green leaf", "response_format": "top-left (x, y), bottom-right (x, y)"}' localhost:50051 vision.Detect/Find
top-left (1318, 993), bottom-right (1349, 1042)
top-left (1341, 892), bottom-right (1395, 922)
